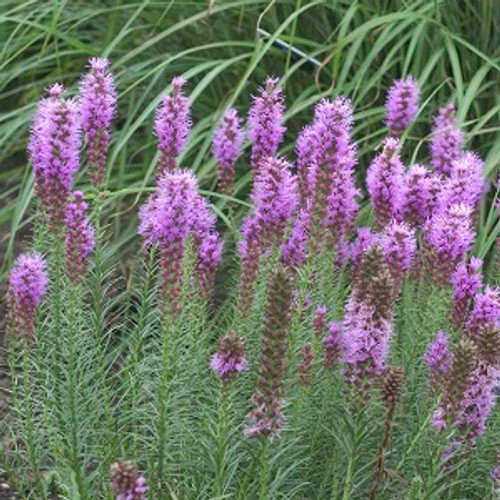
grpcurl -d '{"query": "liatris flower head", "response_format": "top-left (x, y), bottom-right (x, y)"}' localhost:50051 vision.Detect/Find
top-left (154, 76), bottom-right (191, 175)
top-left (308, 97), bottom-right (359, 248)
top-left (138, 170), bottom-right (198, 312)
top-left (380, 221), bottom-right (416, 287)
top-left (380, 366), bottom-right (404, 409)
top-left (79, 56), bottom-right (117, 186)
top-left (423, 203), bottom-right (475, 285)
top-left (323, 321), bottom-right (342, 370)
top-left (245, 265), bottom-right (294, 439)
top-left (366, 137), bottom-right (406, 227)
top-left (6, 252), bottom-right (48, 340)
top-left (430, 102), bottom-right (464, 176)
top-left (211, 330), bottom-right (247, 383)
top-left (313, 305), bottom-right (328, 336)
top-left (297, 343), bottom-right (315, 388)
top-left (64, 191), bottom-right (95, 282)
top-left (109, 460), bottom-right (148, 500)
top-left (28, 84), bottom-right (81, 228)
top-left (443, 151), bottom-right (485, 211)
top-left (424, 331), bottom-right (452, 393)
top-left (343, 245), bottom-right (396, 389)
top-left (465, 287), bottom-right (500, 345)
top-left (450, 257), bottom-right (483, 331)
top-left (350, 227), bottom-right (379, 270)
top-left (212, 107), bottom-right (245, 195)
top-left (247, 76), bottom-right (286, 172)
top-left (248, 156), bottom-right (298, 249)
top-left (281, 208), bottom-right (310, 269)
top-left (385, 75), bottom-right (420, 136)
top-left (295, 124), bottom-right (317, 203)
top-left (402, 163), bottom-right (432, 227)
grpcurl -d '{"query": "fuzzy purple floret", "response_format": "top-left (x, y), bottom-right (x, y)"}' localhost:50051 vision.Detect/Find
top-left (307, 97), bottom-right (360, 247)
top-left (9, 253), bottom-right (48, 309)
top-left (450, 258), bottom-right (483, 330)
top-left (210, 352), bottom-right (247, 380)
top-left (402, 164), bottom-right (432, 227)
top-left (64, 191), bottom-right (96, 282)
top-left (154, 77), bottom-right (191, 175)
top-left (324, 321), bottom-right (343, 370)
top-left (212, 108), bottom-right (245, 194)
top-left (464, 287), bottom-right (500, 343)
top-left (380, 221), bottom-right (416, 284)
top-left (350, 227), bottom-right (379, 269)
top-left (28, 84), bottom-right (81, 226)
top-left (79, 57), bottom-right (117, 186)
top-left (424, 331), bottom-right (452, 393)
top-left (281, 208), bottom-right (310, 269)
top-left (385, 75), bottom-right (420, 135)
top-left (366, 137), bottom-right (406, 226)
top-left (443, 152), bottom-right (485, 212)
top-left (247, 77), bottom-right (286, 172)
top-left (430, 103), bottom-right (464, 176)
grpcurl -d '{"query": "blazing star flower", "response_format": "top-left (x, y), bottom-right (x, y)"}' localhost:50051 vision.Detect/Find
top-left (313, 305), bottom-right (328, 336)
top-left (281, 208), bottom-right (310, 269)
top-left (402, 163), bottom-right (432, 227)
top-left (138, 170), bottom-right (197, 312)
top-left (464, 287), bottom-right (500, 344)
top-left (6, 252), bottom-right (48, 340)
top-left (211, 330), bottom-right (247, 383)
top-left (295, 124), bottom-right (318, 204)
top-left (28, 84), bottom-right (81, 227)
top-left (79, 57), bottom-right (117, 186)
top-left (64, 191), bottom-right (95, 283)
top-left (307, 97), bottom-right (359, 249)
top-left (342, 245), bottom-right (396, 394)
top-left (430, 103), bottom-right (464, 176)
top-left (385, 75), bottom-right (420, 136)
top-left (380, 221), bottom-right (416, 289)
top-left (324, 321), bottom-right (343, 370)
top-left (247, 77), bottom-right (286, 173)
top-left (366, 137), bottom-right (406, 227)
top-left (423, 204), bottom-right (475, 285)
top-left (450, 258), bottom-right (483, 331)
top-left (110, 460), bottom-right (148, 500)
top-left (154, 77), bottom-right (191, 175)
top-left (424, 331), bottom-right (452, 393)
top-left (212, 108), bottom-right (245, 195)
top-left (443, 152), bottom-right (485, 212)
top-left (245, 266), bottom-right (293, 439)
top-left (297, 343), bottom-right (315, 387)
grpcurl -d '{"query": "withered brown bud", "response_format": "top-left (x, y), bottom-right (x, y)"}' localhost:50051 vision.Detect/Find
top-left (380, 366), bottom-right (404, 409)
top-left (298, 342), bottom-right (315, 388)
top-left (449, 339), bottom-right (477, 401)
top-left (475, 323), bottom-right (500, 367)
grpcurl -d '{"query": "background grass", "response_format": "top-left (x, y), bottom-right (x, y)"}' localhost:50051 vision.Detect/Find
top-left (0, 0), bottom-right (499, 270)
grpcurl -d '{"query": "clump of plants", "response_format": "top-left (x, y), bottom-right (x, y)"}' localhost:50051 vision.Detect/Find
top-left (2, 57), bottom-right (500, 499)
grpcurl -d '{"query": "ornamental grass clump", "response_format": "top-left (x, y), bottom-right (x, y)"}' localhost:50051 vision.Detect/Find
top-left (3, 58), bottom-right (500, 500)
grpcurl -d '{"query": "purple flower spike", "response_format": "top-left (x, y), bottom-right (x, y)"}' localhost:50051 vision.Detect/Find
top-left (424, 331), bottom-right (452, 393)
top-left (313, 305), bottom-right (328, 336)
top-left (138, 170), bottom-right (198, 313)
top-left (402, 164), bottom-right (432, 227)
top-left (211, 330), bottom-right (247, 383)
top-left (423, 204), bottom-right (475, 285)
top-left (295, 125), bottom-right (317, 204)
top-left (308, 97), bottom-right (360, 249)
top-left (64, 191), bottom-right (96, 283)
top-left (28, 84), bottom-right (81, 228)
top-left (324, 321), bottom-right (343, 370)
top-left (281, 208), bottom-right (310, 269)
top-left (430, 103), bottom-right (464, 176)
top-left (385, 75), bottom-right (420, 136)
top-left (450, 258), bottom-right (483, 331)
top-left (380, 221), bottom-right (416, 289)
top-left (464, 287), bottom-right (500, 344)
top-left (247, 77), bottom-right (286, 173)
top-left (6, 252), bottom-right (48, 340)
top-left (154, 77), bottom-right (191, 176)
top-left (110, 460), bottom-right (148, 500)
top-left (350, 227), bottom-right (379, 270)
top-left (444, 152), bottom-right (485, 212)
top-left (366, 138), bottom-right (406, 227)
top-left (79, 57), bottom-right (117, 186)
top-left (212, 108), bottom-right (245, 195)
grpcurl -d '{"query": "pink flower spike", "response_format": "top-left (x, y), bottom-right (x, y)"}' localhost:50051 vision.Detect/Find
top-left (385, 75), bottom-right (420, 136)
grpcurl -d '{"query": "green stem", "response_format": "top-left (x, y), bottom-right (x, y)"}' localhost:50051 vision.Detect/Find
top-left (258, 439), bottom-right (270, 500)
top-left (214, 385), bottom-right (229, 498)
